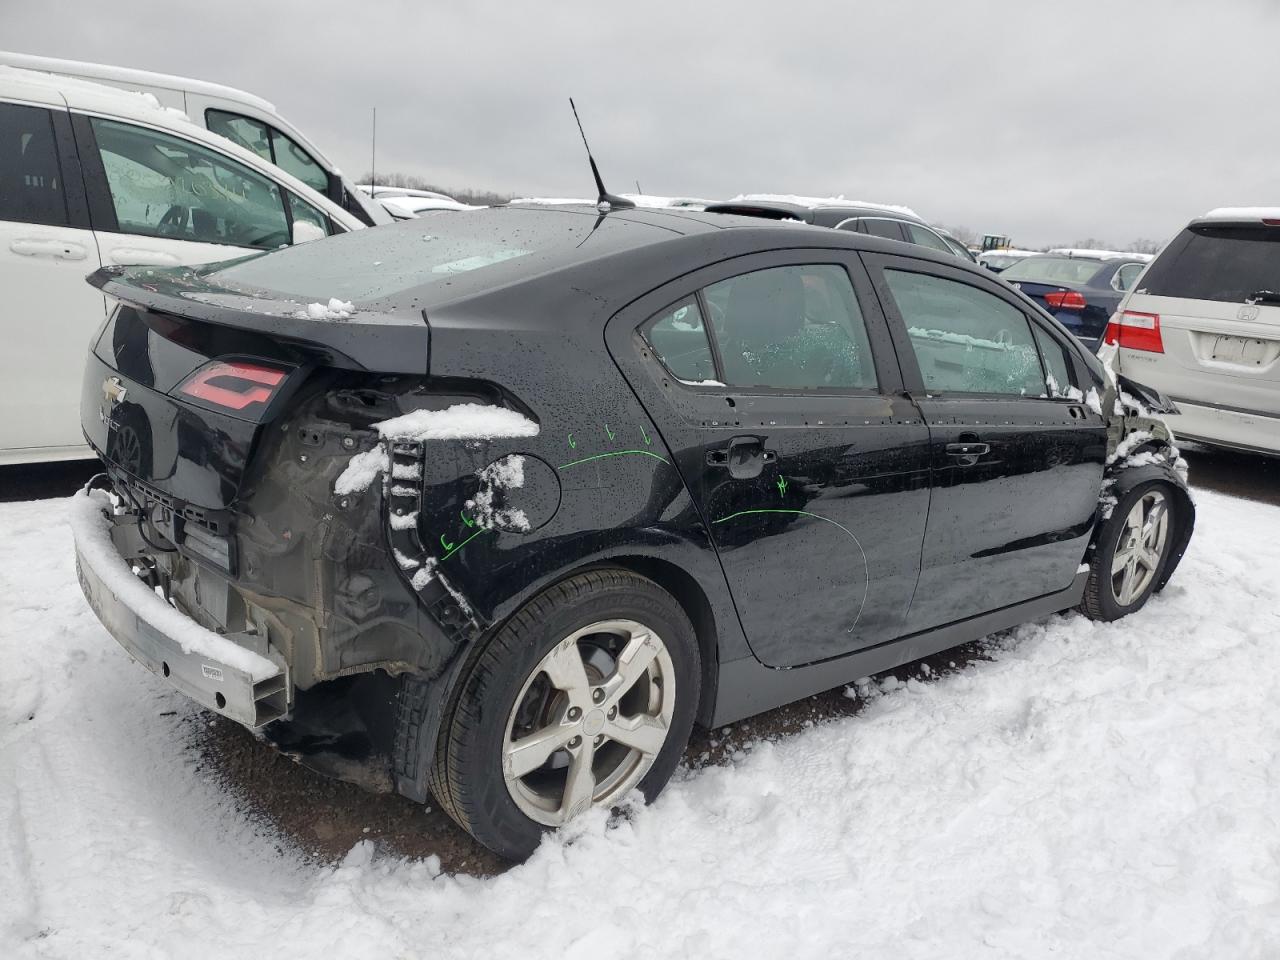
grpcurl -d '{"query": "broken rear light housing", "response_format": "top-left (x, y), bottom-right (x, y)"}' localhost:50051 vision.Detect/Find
top-left (1103, 311), bottom-right (1164, 353)
top-left (174, 359), bottom-right (290, 420)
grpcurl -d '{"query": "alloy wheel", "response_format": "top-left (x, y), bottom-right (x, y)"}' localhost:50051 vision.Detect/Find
top-left (1110, 489), bottom-right (1169, 606)
top-left (502, 619), bottom-right (675, 826)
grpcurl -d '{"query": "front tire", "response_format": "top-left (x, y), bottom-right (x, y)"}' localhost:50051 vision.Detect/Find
top-left (429, 569), bottom-right (700, 860)
top-left (1080, 480), bottom-right (1177, 621)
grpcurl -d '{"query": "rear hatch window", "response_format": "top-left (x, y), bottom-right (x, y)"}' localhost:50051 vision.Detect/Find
top-left (1137, 225), bottom-right (1280, 302)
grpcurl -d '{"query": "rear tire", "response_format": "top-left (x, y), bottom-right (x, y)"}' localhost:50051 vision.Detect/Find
top-left (428, 569), bottom-right (700, 861)
top-left (1080, 480), bottom-right (1177, 621)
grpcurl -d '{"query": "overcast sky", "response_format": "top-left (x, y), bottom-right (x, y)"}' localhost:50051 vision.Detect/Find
top-left (5, 0), bottom-right (1277, 247)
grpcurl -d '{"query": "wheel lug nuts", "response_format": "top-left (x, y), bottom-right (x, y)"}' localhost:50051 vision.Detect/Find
top-left (568, 707), bottom-right (581, 721)
top-left (569, 735), bottom-right (581, 748)
top-left (607, 707), bottom-right (617, 720)
top-left (592, 689), bottom-right (605, 704)
top-left (594, 735), bottom-right (603, 746)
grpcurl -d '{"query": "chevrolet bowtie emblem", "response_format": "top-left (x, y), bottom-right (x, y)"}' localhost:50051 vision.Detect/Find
top-left (102, 376), bottom-right (127, 405)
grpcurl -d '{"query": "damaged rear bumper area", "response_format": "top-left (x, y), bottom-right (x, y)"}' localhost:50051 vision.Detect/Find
top-left (70, 490), bottom-right (289, 727)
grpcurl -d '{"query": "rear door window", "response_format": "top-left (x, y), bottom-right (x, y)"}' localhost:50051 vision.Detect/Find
top-left (859, 218), bottom-right (906, 241)
top-left (705, 264), bottom-right (877, 390)
top-left (643, 297), bottom-right (717, 384)
top-left (1112, 262), bottom-right (1143, 292)
top-left (885, 269), bottom-right (1046, 396)
top-left (905, 223), bottom-right (954, 254)
top-left (91, 117), bottom-right (291, 249)
top-left (1137, 225), bottom-right (1280, 302)
top-left (1001, 256), bottom-right (1105, 285)
top-left (0, 102), bottom-right (67, 227)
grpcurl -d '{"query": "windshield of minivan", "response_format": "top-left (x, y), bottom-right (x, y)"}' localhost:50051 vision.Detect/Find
top-left (1136, 225), bottom-right (1280, 302)
top-left (1000, 256), bottom-right (1105, 285)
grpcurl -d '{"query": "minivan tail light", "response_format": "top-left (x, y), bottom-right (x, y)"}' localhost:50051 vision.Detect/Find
top-left (1103, 311), bottom-right (1164, 353)
top-left (1044, 290), bottom-right (1087, 311)
top-left (176, 361), bottom-right (288, 417)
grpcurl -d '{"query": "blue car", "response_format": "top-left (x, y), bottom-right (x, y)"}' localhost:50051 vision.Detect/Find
top-left (999, 252), bottom-right (1149, 351)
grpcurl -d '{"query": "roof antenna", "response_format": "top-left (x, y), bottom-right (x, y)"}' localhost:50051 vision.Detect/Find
top-left (569, 98), bottom-right (635, 213)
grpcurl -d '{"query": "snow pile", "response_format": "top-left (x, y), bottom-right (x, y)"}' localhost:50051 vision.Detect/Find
top-left (66, 490), bottom-right (276, 681)
top-left (294, 298), bottom-right (355, 321)
top-left (334, 404), bottom-right (539, 496)
top-left (465, 455), bottom-right (530, 532)
top-left (5, 490), bottom-right (1280, 957)
top-left (1048, 248), bottom-right (1153, 262)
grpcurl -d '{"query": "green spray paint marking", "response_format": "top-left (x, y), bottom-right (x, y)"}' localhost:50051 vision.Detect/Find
top-left (440, 527), bottom-right (489, 561)
top-left (640, 424), bottom-right (652, 446)
top-left (460, 511), bottom-right (475, 528)
top-left (604, 423), bottom-right (616, 441)
top-left (776, 476), bottom-right (788, 498)
top-left (558, 449), bottom-right (670, 470)
top-left (711, 508), bottom-right (869, 632)
top-left (439, 533), bottom-right (455, 552)
top-left (568, 433), bottom-right (576, 449)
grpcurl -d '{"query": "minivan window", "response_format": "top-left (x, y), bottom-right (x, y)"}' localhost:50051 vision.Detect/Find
top-left (0, 102), bottom-right (67, 227)
top-left (1001, 256), bottom-right (1104, 285)
top-left (92, 117), bottom-right (290, 249)
top-left (1136, 225), bottom-right (1280, 302)
top-left (269, 129), bottom-right (329, 195)
top-left (859, 218), bottom-right (904, 241)
top-left (207, 109), bottom-right (329, 196)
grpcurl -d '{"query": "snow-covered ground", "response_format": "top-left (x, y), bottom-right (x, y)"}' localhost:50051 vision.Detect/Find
top-left (3, 489), bottom-right (1279, 959)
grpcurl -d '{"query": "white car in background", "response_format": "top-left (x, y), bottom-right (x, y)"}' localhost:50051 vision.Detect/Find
top-left (0, 66), bottom-right (366, 465)
top-left (377, 194), bottom-right (482, 220)
top-left (0, 51), bottom-right (390, 228)
top-left (1100, 207), bottom-right (1280, 456)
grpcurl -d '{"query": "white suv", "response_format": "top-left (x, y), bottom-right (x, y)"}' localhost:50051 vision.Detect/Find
top-left (1100, 208), bottom-right (1280, 456)
top-left (0, 66), bottom-right (366, 465)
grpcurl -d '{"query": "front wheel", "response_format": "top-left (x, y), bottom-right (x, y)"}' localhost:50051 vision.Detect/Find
top-left (428, 570), bottom-right (700, 860)
top-left (1080, 480), bottom-right (1177, 621)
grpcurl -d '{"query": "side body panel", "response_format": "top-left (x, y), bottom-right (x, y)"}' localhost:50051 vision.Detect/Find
top-left (604, 248), bottom-right (932, 668)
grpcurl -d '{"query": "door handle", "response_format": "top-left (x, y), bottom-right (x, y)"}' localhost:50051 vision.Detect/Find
top-left (10, 238), bottom-right (87, 260)
top-left (945, 441), bottom-right (990, 466)
top-left (107, 247), bottom-right (181, 266)
top-left (707, 436), bottom-right (775, 479)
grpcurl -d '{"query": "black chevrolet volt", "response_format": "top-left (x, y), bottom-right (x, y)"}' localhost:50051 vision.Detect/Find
top-left (74, 204), bottom-right (1194, 859)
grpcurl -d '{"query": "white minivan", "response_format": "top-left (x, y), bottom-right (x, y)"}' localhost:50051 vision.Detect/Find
top-left (1101, 207), bottom-right (1280, 456)
top-left (0, 66), bottom-right (366, 465)
top-left (0, 51), bottom-right (390, 228)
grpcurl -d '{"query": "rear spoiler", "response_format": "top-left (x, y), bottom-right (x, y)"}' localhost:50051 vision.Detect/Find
top-left (88, 265), bottom-right (430, 375)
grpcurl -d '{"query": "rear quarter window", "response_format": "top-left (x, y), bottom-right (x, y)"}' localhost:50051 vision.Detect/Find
top-left (1137, 225), bottom-right (1280, 302)
top-left (1001, 257), bottom-right (1105, 285)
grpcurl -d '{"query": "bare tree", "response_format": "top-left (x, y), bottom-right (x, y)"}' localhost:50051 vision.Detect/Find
top-left (1125, 238), bottom-right (1162, 255)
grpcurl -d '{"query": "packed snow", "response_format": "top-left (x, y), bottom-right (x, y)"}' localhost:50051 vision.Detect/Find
top-left (66, 490), bottom-right (276, 681)
top-left (3, 486), bottom-right (1280, 957)
top-left (294, 298), bottom-right (355, 321)
top-left (333, 404), bottom-right (539, 495)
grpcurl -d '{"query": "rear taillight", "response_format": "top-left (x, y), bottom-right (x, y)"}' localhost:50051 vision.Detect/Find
top-left (1044, 290), bottom-right (1087, 311)
top-left (1103, 310), bottom-right (1164, 353)
top-left (175, 360), bottom-right (288, 418)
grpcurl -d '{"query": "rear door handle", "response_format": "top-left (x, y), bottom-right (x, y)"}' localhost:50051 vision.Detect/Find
top-left (10, 238), bottom-right (87, 260)
top-left (945, 441), bottom-right (990, 466)
top-left (707, 436), bottom-right (776, 479)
